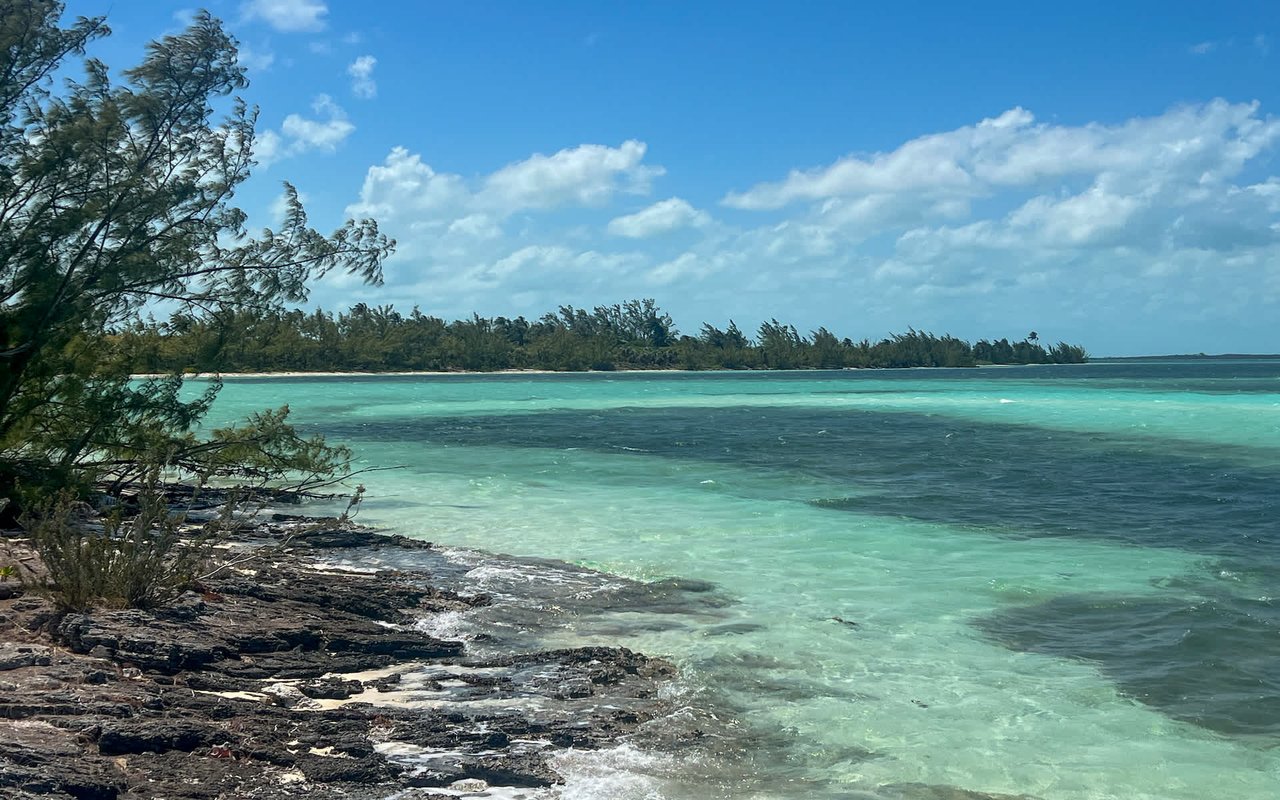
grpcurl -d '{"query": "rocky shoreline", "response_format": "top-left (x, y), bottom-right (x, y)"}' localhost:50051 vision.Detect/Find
top-left (0, 514), bottom-right (691, 799)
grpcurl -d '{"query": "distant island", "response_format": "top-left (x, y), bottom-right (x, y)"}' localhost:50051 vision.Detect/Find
top-left (120, 299), bottom-right (1088, 373)
top-left (1092, 354), bottom-right (1280, 361)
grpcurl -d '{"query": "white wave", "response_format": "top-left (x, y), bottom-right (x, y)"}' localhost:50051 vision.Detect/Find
top-left (552, 743), bottom-right (674, 800)
top-left (414, 610), bottom-right (472, 640)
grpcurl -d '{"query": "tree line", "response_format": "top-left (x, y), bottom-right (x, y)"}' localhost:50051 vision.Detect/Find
top-left (117, 299), bottom-right (1089, 373)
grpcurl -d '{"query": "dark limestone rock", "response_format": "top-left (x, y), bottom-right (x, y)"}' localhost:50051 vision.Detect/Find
top-left (97, 720), bottom-right (224, 755)
top-left (299, 677), bottom-right (365, 699)
top-left (367, 672), bottom-right (403, 691)
top-left (0, 643), bottom-right (52, 671)
top-left (298, 754), bottom-right (400, 784)
top-left (0, 515), bottom-right (685, 800)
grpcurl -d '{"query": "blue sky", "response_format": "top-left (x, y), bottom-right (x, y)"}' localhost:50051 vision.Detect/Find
top-left (65, 0), bottom-right (1280, 355)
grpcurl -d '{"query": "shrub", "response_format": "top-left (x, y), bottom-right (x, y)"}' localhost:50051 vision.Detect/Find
top-left (23, 485), bottom-right (209, 611)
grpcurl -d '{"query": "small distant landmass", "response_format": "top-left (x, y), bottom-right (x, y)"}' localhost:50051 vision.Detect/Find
top-left (1092, 353), bottom-right (1280, 361)
top-left (120, 299), bottom-right (1089, 373)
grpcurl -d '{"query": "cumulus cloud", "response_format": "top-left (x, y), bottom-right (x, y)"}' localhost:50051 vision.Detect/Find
top-left (242, 0), bottom-right (327, 32)
top-left (643, 251), bottom-right (743, 285)
top-left (1005, 185), bottom-right (1144, 247)
top-left (480, 141), bottom-right (663, 211)
top-left (608, 198), bottom-right (711, 238)
top-left (724, 101), bottom-right (1279, 211)
top-left (255, 94), bottom-right (354, 166)
top-left (349, 140), bottom-right (665, 221)
top-left (237, 43), bottom-right (275, 72)
top-left (346, 146), bottom-right (470, 220)
top-left (334, 141), bottom-right (668, 314)
top-left (347, 55), bottom-right (377, 99)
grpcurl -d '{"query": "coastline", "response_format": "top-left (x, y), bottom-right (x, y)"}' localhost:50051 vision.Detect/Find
top-left (131, 368), bottom-right (694, 379)
top-left (129, 362), bottom-right (1083, 380)
top-left (0, 506), bottom-right (697, 798)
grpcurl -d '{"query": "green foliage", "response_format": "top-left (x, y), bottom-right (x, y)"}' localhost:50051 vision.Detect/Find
top-left (21, 483), bottom-right (209, 610)
top-left (972, 337), bottom-right (1088, 365)
top-left (0, 3), bottom-right (392, 503)
top-left (184, 406), bottom-right (353, 489)
top-left (117, 299), bottom-right (1090, 374)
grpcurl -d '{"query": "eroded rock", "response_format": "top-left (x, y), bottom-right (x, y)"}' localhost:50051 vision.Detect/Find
top-left (0, 521), bottom-right (678, 799)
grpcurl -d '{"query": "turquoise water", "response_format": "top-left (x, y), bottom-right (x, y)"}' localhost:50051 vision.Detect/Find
top-left (201, 362), bottom-right (1280, 799)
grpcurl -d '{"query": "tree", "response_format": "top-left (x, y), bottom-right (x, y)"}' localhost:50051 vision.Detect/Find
top-left (0, 3), bottom-right (394, 503)
top-left (757, 319), bottom-right (805, 369)
top-left (810, 327), bottom-right (845, 369)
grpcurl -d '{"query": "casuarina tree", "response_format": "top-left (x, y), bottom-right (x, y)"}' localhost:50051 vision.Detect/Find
top-left (0, 2), bottom-right (394, 507)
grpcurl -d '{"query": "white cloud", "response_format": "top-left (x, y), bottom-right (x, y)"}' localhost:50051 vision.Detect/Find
top-left (481, 141), bottom-right (663, 211)
top-left (608, 198), bottom-right (711, 238)
top-left (721, 109), bottom-right (1018, 210)
top-left (338, 142), bottom-right (669, 314)
top-left (1006, 184), bottom-right (1145, 247)
top-left (253, 130), bottom-right (283, 166)
top-left (724, 101), bottom-right (1279, 212)
top-left (1246, 177), bottom-right (1280, 208)
top-left (1187, 36), bottom-right (1270, 58)
top-left (281, 95), bottom-right (353, 150)
top-left (648, 252), bottom-right (701, 285)
top-left (242, 0), bottom-right (328, 32)
top-left (348, 55), bottom-right (377, 99)
top-left (346, 146), bottom-right (469, 219)
top-left (472, 246), bottom-right (571, 286)
top-left (350, 140), bottom-right (665, 222)
top-left (255, 94), bottom-right (354, 166)
top-left (237, 43), bottom-right (275, 72)
top-left (448, 214), bottom-right (503, 240)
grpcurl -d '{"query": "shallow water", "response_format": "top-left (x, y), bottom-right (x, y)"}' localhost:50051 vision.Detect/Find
top-left (201, 362), bottom-right (1280, 799)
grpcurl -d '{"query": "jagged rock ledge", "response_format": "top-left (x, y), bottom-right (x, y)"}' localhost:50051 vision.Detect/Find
top-left (0, 517), bottom-right (683, 799)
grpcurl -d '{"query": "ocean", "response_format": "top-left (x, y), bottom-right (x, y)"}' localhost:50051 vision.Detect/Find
top-left (200, 361), bottom-right (1280, 799)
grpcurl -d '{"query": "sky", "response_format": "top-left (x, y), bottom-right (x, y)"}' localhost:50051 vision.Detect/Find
top-left (62, 0), bottom-right (1280, 355)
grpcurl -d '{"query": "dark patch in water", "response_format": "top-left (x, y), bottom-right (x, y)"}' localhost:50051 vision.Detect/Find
top-left (704, 622), bottom-right (767, 636)
top-left (976, 592), bottom-right (1280, 736)
top-left (316, 405), bottom-right (1278, 561)
top-left (876, 783), bottom-right (1042, 800)
top-left (579, 576), bottom-right (736, 615)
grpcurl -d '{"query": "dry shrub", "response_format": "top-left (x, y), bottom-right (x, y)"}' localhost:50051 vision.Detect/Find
top-left (22, 486), bottom-right (209, 610)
